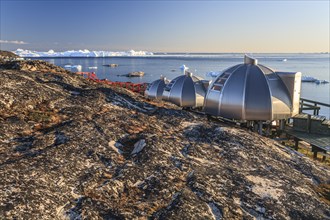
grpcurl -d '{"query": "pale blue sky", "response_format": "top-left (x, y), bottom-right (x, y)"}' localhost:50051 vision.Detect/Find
top-left (0, 0), bottom-right (329, 52)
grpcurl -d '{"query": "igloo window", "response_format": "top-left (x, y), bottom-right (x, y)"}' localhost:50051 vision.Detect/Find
top-left (212, 84), bottom-right (223, 91)
top-left (146, 82), bottom-right (154, 90)
top-left (212, 72), bottom-right (231, 91)
top-left (164, 80), bottom-right (176, 91)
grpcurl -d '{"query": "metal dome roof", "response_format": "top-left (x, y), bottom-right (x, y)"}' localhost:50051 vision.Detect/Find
top-left (204, 55), bottom-right (301, 121)
top-left (162, 71), bottom-right (209, 108)
top-left (144, 76), bottom-right (169, 100)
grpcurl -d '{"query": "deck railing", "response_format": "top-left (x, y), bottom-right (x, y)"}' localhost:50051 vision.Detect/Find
top-left (299, 98), bottom-right (330, 116)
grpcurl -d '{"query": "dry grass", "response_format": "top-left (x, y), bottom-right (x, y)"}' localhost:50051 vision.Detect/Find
top-left (314, 184), bottom-right (330, 205)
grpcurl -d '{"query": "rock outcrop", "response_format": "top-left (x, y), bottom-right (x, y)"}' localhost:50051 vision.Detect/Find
top-left (0, 50), bottom-right (20, 59)
top-left (0, 57), bottom-right (329, 219)
top-left (0, 58), bottom-right (71, 73)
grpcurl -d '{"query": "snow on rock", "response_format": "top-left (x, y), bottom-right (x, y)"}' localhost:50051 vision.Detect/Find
top-left (14, 49), bottom-right (154, 57)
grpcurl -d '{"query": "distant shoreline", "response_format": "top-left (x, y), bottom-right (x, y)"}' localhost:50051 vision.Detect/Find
top-left (19, 52), bottom-right (329, 59)
top-left (13, 49), bottom-right (329, 58)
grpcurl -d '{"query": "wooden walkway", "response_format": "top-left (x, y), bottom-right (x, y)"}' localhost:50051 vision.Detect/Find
top-left (285, 126), bottom-right (330, 161)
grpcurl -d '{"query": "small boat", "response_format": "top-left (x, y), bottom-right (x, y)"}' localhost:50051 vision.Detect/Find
top-left (118, 71), bottom-right (145, 77)
top-left (88, 66), bottom-right (98, 69)
top-left (128, 71), bottom-right (144, 77)
top-left (103, 64), bottom-right (119, 67)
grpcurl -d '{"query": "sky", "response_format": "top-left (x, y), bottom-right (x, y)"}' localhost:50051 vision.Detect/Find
top-left (0, 0), bottom-right (329, 53)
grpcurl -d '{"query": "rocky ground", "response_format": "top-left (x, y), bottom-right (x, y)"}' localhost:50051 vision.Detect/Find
top-left (0, 50), bottom-right (19, 59)
top-left (0, 57), bottom-right (330, 219)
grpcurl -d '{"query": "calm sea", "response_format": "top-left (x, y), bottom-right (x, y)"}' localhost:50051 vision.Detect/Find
top-left (33, 53), bottom-right (330, 118)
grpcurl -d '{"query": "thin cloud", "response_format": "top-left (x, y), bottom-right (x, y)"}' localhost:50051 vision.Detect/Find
top-left (0, 40), bottom-right (28, 45)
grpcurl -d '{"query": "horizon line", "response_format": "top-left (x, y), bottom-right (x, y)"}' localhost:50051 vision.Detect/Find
top-left (8, 49), bottom-right (330, 54)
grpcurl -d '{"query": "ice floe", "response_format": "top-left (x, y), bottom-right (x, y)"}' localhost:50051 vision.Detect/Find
top-left (301, 75), bottom-right (329, 84)
top-left (206, 71), bottom-right (221, 77)
top-left (64, 64), bottom-right (82, 72)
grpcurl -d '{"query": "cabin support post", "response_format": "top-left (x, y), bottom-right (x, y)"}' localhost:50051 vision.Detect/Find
top-left (258, 121), bottom-right (263, 135)
top-left (266, 124), bottom-right (271, 136)
top-left (307, 114), bottom-right (311, 133)
top-left (322, 155), bottom-right (326, 162)
top-left (253, 122), bottom-right (258, 132)
top-left (313, 103), bottom-right (320, 115)
top-left (294, 137), bottom-right (299, 151)
top-left (279, 119), bottom-right (286, 130)
top-left (311, 145), bottom-right (318, 159)
top-left (299, 99), bottom-right (303, 113)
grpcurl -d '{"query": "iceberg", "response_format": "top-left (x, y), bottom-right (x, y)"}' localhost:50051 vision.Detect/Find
top-left (301, 76), bottom-right (318, 82)
top-left (14, 49), bottom-right (154, 57)
top-left (64, 65), bottom-right (82, 72)
top-left (180, 64), bottom-right (189, 72)
top-left (301, 75), bottom-right (329, 84)
top-left (206, 71), bottom-right (221, 77)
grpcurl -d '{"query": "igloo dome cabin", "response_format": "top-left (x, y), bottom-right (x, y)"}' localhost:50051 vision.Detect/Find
top-left (144, 76), bottom-right (170, 100)
top-left (204, 55), bottom-right (301, 121)
top-left (162, 69), bottom-right (210, 108)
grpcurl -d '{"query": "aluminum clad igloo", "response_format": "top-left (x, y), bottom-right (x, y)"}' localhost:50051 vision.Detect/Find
top-left (145, 76), bottom-right (169, 100)
top-left (162, 71), bottom-right (210, 108)
top-left (203, 55), bottom-right (301, 121)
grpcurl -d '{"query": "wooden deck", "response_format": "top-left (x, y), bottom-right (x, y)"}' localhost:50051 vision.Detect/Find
top-left (285, 126), bottom-right (330, 160)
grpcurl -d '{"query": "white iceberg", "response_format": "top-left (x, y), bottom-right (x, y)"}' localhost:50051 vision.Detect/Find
top-left (64, 65), bottom-right (82, 72)
top-left (301, 76), bottom-right (318, 82)
top-left (301, 75), bottom-right (329, 84)
top-left (206, 71), bottom-right (221, 77)
top-left (180, 65), bottom-right (189, 74)
top-left (14, 49), bottom-right (154, 57)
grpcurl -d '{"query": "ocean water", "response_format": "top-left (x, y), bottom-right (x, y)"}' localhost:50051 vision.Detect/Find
top-left (34, 53), bottom-right (330, 117)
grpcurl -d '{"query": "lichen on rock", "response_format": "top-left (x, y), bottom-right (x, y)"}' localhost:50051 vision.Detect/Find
top-left (0, 57), bottom-right (329, 219)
